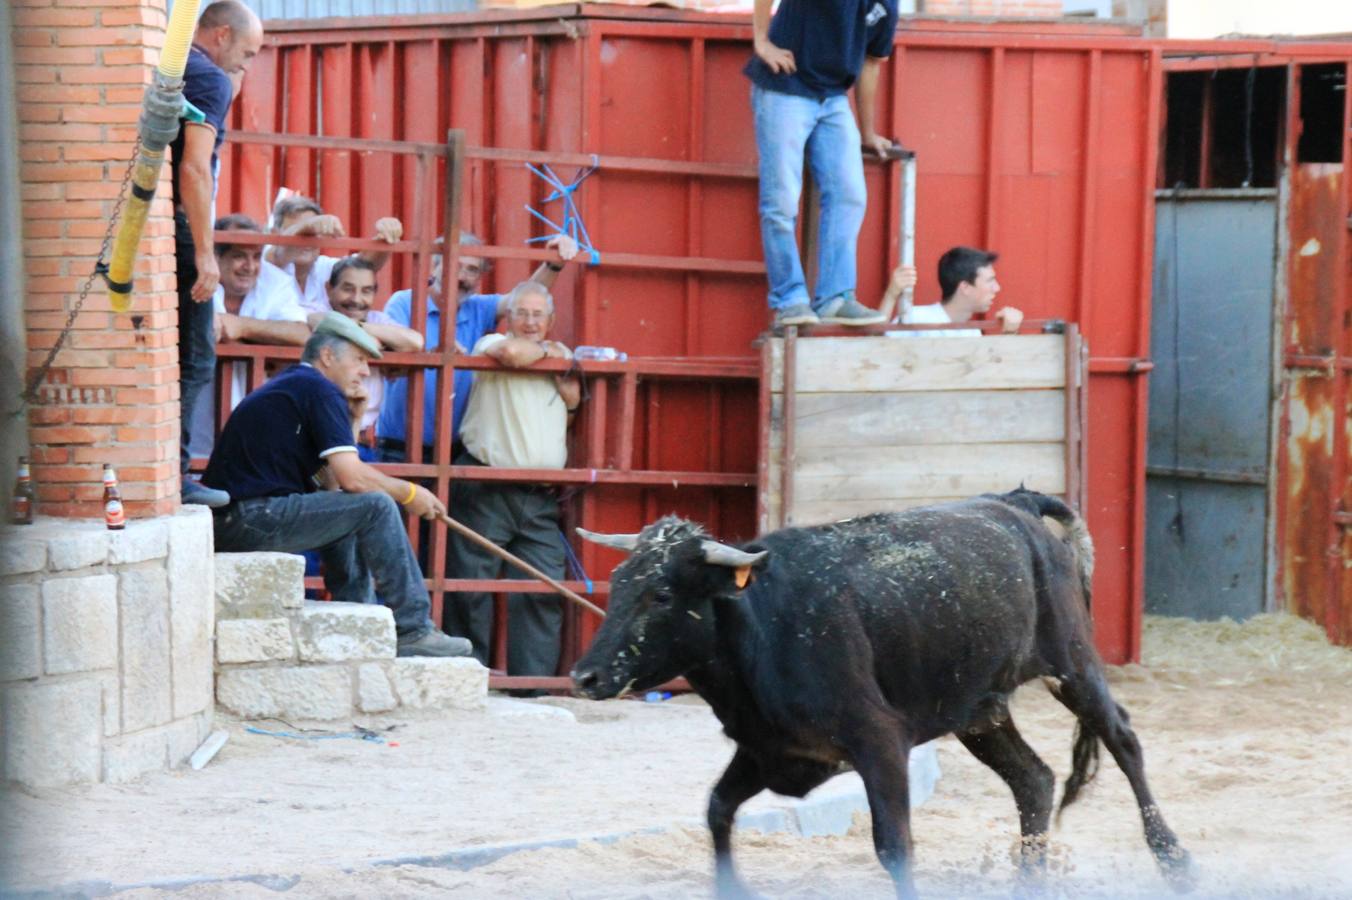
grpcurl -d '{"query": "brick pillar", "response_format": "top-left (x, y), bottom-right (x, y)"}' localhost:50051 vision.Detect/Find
top-left (14, 0), bottom-right (178, 519)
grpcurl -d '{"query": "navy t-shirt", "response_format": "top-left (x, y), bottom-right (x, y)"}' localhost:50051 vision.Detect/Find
top-left (744, 0), bottom-right (898, 99)
top-left (203, 364), bottom-right (357, 501)
top-left (170, 46), bottom-right (234, 210)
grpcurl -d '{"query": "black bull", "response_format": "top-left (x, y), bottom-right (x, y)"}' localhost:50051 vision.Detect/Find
top-left (571, 489), bottom-right (1193, 898)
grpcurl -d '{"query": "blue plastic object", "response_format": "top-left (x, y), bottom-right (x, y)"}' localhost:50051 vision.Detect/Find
top-left (524, 160), bottom-right (601, 265)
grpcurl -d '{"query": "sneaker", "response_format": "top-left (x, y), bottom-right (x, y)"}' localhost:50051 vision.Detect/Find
top-left (816, 292), bottom-right (886, 325)
top-left (773, 303), bottom-right (820, 328)
top-left (397, 628), bottom-right (473, 658)
top-left (182, 479), bottom-right (230, 508)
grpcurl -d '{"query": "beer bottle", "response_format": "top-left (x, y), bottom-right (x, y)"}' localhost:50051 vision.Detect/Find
top-left (103, 464), bottom-right (125, 531)
top-left (11, 456), bottom-right (34, 525)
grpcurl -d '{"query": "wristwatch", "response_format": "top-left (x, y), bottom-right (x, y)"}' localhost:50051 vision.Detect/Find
top-left (545, 261), bottom-right (564, 272)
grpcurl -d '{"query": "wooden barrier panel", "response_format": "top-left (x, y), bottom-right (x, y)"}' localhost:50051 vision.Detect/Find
top-left (762, 331), bottom-right (1086, 530)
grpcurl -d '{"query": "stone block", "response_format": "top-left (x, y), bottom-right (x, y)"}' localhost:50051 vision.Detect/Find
top-left (42, 574), bottom-right (118, 675)
top-left (294, 601), bottom-right (395, 663)
top-left (2, 678), bottom-right (102, 787)
top-left (47, 523), bottom-right (109, 571)
top-left (119, 568), bottom-right (172, 732)
top-left (0, 536), bottom-right (45, 576)
top-left (216, 618), bottom-right (295, 664)
top-left (215, 552), bottom-right (304, 620)
top-left (168, 507), bottom-right (214, 719)
top-left (388, 658), bottom-right (487, 711)
top-left (0, 583), bottom-right (40, 681)
top-left (107, 519), bottom-right (168, 565)
top-left (357, 663), bottom-right (397, 713)
top-left (165, 715), bottom-right (206, 767)
top-left (102, 727), bottom-right (168, 784)
top-left (98, 672), bottom-right (120, 737)
top-left (216, 665), bottom-right (353, 721)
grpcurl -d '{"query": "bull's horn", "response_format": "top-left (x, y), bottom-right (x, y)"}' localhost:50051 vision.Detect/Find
top-left (575, 528), bottom-right (640, 552)
top-left (701, 540), bottom-right (768, 568)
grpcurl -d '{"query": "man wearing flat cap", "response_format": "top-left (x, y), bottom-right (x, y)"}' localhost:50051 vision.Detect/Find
top-left (203, 312), bottom-right (471, 657)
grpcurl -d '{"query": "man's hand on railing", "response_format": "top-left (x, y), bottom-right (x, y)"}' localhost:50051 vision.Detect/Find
top-left (373, 216), bottom-right (403, 245)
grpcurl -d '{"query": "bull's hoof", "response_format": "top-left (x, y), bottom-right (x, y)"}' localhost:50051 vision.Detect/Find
top-left (1159, 846), bottom-right (1198, 894)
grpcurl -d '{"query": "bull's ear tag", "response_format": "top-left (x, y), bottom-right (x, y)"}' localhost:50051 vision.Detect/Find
top-left (734, 566), bottom-right (752, 589)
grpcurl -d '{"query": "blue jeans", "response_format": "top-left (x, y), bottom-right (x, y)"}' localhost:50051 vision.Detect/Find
top-left (213, 491), bottom-right (434, 636)
top-left (176, 211), bottom-right (216, 475)
top-left (751, 86), bottom-right (867, 311)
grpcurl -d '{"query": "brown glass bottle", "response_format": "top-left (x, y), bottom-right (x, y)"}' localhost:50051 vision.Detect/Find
top-left (103, 464), bottom-right (125, 530)
top-left (12, 456), bottom-right (34, 525)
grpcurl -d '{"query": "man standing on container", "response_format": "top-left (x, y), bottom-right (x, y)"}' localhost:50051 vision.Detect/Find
top-left (747, 0), bottom-right (899, 329)
top-left (173, 0), bottom-right (264, 507)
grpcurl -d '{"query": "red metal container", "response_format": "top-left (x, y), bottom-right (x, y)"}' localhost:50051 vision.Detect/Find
top-left (218, 8), bottom-right (1192, 664)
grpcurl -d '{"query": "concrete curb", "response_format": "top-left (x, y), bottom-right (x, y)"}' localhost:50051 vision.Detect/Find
top-left (4, 745), bottom-right (941, 898)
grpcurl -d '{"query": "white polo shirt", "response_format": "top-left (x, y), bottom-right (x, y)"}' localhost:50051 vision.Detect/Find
top-left (274, 254), bottom-right (340, 316)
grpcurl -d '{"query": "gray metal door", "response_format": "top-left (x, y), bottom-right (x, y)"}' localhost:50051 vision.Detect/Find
top-left (1146, 191), bottom-right (1276, 620)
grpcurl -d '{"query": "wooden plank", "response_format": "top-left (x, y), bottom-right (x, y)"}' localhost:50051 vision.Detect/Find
top-left (769, 389), bottom-right (1066, 450)
top-left (772, 495), bottom-right (968, 529)
top-left (768, 442), bottom-right (1065, 504)
top-left (769, 335), bottom-right (1066, 393)
top-left (790, 494), bottom-right (1074, 527)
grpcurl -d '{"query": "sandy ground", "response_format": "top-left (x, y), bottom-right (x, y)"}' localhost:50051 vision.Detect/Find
top-left (3, 613), bottom-right (1352, 899)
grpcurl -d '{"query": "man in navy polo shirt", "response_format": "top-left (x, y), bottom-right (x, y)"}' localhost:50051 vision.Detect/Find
top-left (745, 0), bottom-right (899, 329)
top-left (204, 313), bottom-right (471, 658)
top-left (376, 231), bottom-right (578, 463)
top-left (175, 1), bottom-right (264, 508)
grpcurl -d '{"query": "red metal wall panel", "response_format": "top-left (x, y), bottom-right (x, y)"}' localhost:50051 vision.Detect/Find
top-left (222, 9), bottom-right (1167, 664)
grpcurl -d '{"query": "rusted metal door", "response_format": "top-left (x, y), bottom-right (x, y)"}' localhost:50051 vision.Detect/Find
top-left (1274, 62), bottom-right (1351, 645)
top-left (1146, 191), bottom-right (1276, 620)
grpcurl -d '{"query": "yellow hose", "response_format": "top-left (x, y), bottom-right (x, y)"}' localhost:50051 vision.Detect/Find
top-left (157, 0), bottom-right (203, 80)
top-left (106, 0), bottom-right (203, 313)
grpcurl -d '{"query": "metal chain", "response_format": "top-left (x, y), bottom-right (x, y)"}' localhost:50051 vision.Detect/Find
top-left (12, 136), bottom-right (143, 416)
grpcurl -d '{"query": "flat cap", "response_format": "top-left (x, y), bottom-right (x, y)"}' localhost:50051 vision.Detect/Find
top-left (313, 311), bottom-right (382, 359)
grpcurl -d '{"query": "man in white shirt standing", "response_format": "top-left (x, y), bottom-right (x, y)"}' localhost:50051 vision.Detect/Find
top-left (880, 246), bottom-right (1024, 336)
top-left (264, 194), bottom-right (402, 316)
top-left (444, 281), bottom-right (581, 679)
top-left (187, 215), bottom-right (313, 459)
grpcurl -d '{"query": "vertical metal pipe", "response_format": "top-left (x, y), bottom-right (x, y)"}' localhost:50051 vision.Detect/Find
top-left (781, 327), bottom-right (798, 528)
top-left (983, 47), bottom-right (1004, 250)
top-left (0, 0), bottom-right (29, 479)
top-left (1076, 50), bottom-right (1102, 329)
top-left (900, 155), bottom-right (918, 321)
top-left (1326, 59), bottom-right (1352, 641)
top-left (617, 370), bottom-right (636, 470)
top-left (1126, 49), bottom-right (1165, 663)
top-left (686, 39), bottom-right (705, 357)
top-left (1198, 71), bottom-right (1214, 189)
top-left (1063, 325), bottom-right (1082, 514)
top-left (757, 339), bottom-right (772, 533)
top-left (430, 131), bottom-right (466, 626)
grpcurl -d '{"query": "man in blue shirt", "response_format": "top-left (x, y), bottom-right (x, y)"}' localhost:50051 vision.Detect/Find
top-left (745, 0), bottom-right (899, 329)
top-left (174, 1), bottom-right (263, 508)
top-left (375, 232), bottom-right (578, 462)
top-left (204, 314), bottom-right (471, 658)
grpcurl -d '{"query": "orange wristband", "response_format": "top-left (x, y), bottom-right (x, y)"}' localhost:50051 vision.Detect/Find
top-left (399, 482), bottom-right (417, 506)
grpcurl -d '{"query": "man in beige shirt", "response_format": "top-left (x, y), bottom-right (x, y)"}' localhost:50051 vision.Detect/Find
top-left (445, 281), bottom-right (581, 678)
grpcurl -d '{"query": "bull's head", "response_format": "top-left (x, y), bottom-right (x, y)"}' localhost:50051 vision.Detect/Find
top-left (570, 516), bottom-right (767, 700)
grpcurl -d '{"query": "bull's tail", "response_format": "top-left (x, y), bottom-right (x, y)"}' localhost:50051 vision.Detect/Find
top-left (1022, 491), bottom-right (1095, 612)
top-left (1057, 718), bottom-right (1102, 823)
